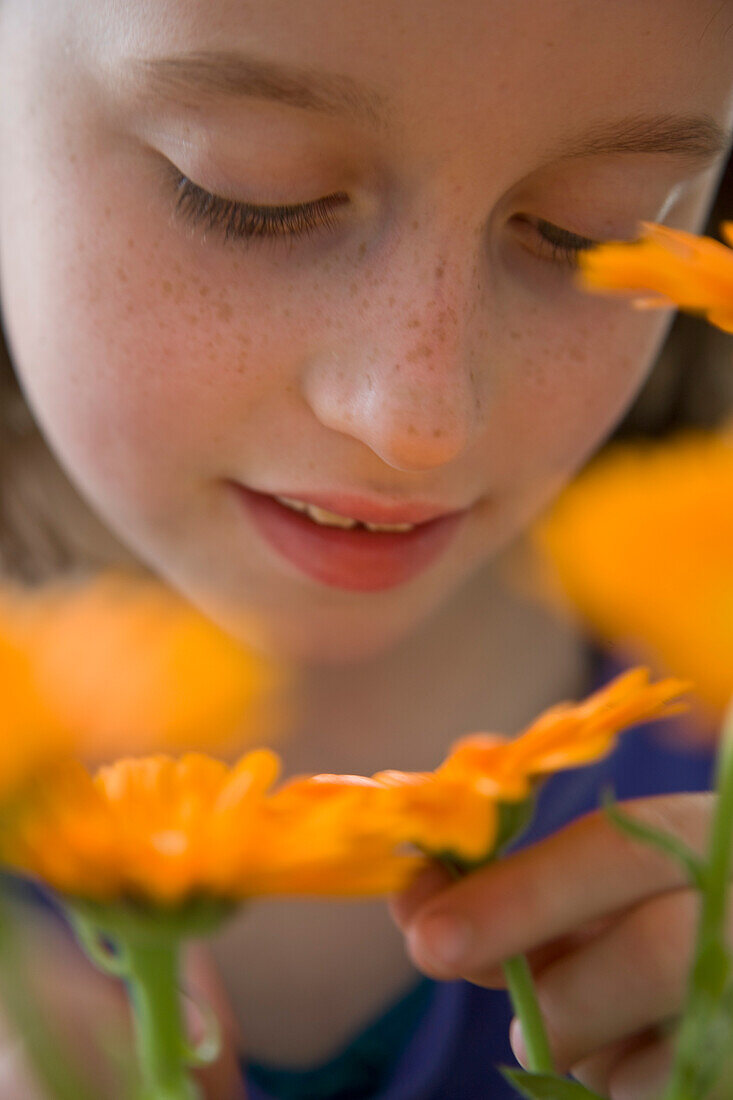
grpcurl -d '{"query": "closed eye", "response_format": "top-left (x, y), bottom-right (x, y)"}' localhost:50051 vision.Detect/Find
top-left (169, 171), bottom-right (349, 245)
top-left (530, 218), bottom-right (601, 267)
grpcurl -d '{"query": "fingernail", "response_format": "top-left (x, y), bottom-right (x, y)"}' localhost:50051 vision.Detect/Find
top-left (509, 1017), bottom-right (527, 1067)
top-left (409, 913), bottom-right (472, 970)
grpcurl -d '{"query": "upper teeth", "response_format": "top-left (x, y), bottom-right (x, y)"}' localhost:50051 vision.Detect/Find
top-left (275, 496), bottom-right (415, 532)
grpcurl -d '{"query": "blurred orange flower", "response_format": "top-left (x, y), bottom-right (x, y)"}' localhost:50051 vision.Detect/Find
top-left (529, 430), bottom-right (733, 729)
top-left (0, 664), bottom-right (689, 902)
top-left (0, 569), bottom-right (290, 759)
top-left (0, 628), bottom-right (69, 800)
top-left (576, 220), bottom-right (733, 333)
top-left (0, 752), bottom-right (423, 905)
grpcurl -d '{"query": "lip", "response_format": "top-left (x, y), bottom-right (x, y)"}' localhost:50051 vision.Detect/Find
top-left (228, 482), bottom-right (471, 592)
top-left (260, 489), bottom-right (465, 526)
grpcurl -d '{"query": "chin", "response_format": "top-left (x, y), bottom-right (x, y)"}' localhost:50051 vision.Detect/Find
top-left (218, 604), bottom-right (425, 667)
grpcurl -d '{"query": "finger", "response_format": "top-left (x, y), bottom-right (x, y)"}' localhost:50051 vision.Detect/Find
top-left (515, 888), bottom-right (700, 1073)
top-left (604, 1031), bottom-right (676, 1100)
top-left (482, 913), bottom-right (625, 991)
top-left (0, 902), bottom-right (131, 1098)
top-left (388, 862), bottom-right (456, 931)
top-left (403, 793), bottom-right (714, 979)
top-left (567, 1028), bottom-right (668, 1096)
top-left (0, 1037), bottom-right (50, 1100)
top-left (185, 944), bottom-right (248, 1100)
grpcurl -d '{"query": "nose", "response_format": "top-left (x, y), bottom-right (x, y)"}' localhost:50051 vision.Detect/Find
top-left (300, 255), bottom-right (484, 473)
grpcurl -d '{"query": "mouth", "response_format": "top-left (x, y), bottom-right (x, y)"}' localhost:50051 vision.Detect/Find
top-left (227, 483), bottom-right (471, 592)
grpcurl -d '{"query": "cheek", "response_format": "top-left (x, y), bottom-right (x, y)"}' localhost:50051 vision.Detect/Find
top-left (485, 303), bottom-right (671, 490)
top-left (1, 157), bottom-right (322, 524)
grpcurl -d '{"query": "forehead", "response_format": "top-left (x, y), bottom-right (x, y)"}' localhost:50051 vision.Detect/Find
top-left (49, 0), bottom-right (733, 165)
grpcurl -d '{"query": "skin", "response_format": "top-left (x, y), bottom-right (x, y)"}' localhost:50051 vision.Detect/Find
top-left (0, 0), bottom-right (731, 1097)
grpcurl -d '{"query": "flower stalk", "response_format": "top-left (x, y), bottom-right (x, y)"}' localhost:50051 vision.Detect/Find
top-left (439, 845), bottom-right (555, 1076)
top-left (125, 936), bottom-right (200, 1100)
top-left (502, 954), bottom-right (555, 1074)
top-left (661, 698), bottom-right (733, 1100)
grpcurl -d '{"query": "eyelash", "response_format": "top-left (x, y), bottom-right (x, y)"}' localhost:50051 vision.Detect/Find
top-left (169, 171), bottom-right (599, 267)
top-left (532, 219), bottom-right (600, 268)
top-left (171, 172), bottom-right (347, 245)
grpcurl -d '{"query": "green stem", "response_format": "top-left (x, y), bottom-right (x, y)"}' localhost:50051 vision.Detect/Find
top-left (124, 937), bottom-right (201, 1100)
top-left (502, 954), bottom-right (555, 1073)
top-left (437, 855), bottom-right (555, 1075)
top-left (662, 699), bottom-right (733, 1100)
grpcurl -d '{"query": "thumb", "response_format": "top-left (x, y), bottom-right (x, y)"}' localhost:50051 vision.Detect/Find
top-left (184, 944), bottom-right (248, 1100)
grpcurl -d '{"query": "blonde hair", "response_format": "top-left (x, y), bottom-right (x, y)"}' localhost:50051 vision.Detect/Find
top-left (0, 153), bottom-right (731, 586)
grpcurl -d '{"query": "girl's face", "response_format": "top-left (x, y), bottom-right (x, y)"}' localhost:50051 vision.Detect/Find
top-left (0, 0), bottom-right (731, 663)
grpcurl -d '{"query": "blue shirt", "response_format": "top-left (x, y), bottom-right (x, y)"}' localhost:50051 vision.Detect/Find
top-left (243, 647), bottom-right (717, 1099)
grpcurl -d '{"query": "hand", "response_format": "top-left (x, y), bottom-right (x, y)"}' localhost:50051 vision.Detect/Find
top-left (0, 903), bottom-right (247, 1099)
top-left (390, 792), bottom-right (731, 1100)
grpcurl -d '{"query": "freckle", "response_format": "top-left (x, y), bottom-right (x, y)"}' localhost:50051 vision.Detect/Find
top-left (283, 307), bottom-right (291, 317)
top-left (199, 285), bottom-right (210, 297)
top-left (162, 280), bottom-right (173, 296)
top-left (411, 220), bottom-right (419, 230)
top-left (186, 314), bottom-right (199, 325)
top-left (127, 237), bottom-right (135, 250)
top-left (406, 344), bottom-right (433, 363)
top-left (174, 262), bottom-right (182, 275)
top-left (388, 296), bottom-right (395, 307)
top-left (217, 302), bottom-right (233, 322)
top-left (394, 362), bottom-right (401, 372)
top-left (361, 298), bottom-right (370, 309)
top-left (337, 370), bottom-right (345, 380)
top-left (407, 424), bottom-right (417, 435)
top-left (435, 264), bottom-right (445, 279)
top-left (115, 266), bottom-right (128, 283)
top-left (433, 428), bottom-right (443, 438)
top-left (357, 241), bottom-right (367, 258)
top-left (407, 316), bottom-right (420, 329)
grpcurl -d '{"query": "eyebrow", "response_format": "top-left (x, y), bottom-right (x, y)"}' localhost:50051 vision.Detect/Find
top-left (127, 50), bottom-right (731, 166)
top-left (550, 112), bottom-right (731, 166)
top-left (127, 51), bottom-right (386, 128)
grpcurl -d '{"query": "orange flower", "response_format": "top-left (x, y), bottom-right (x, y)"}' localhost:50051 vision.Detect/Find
top-left (576, 220), bottom-right (733, 333)
top-left (0, 752), bottom-right (423, 905)
top-left (0, 569), bottom-right (290, 758)
top-left (275, 769), bottom-right (499, 865)
top-left (365, 670), bottom-right (688, 863)
top-left (437, 668), bottom-right (689, 798)
top-left (529, 430), bottom-right (733, 727)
